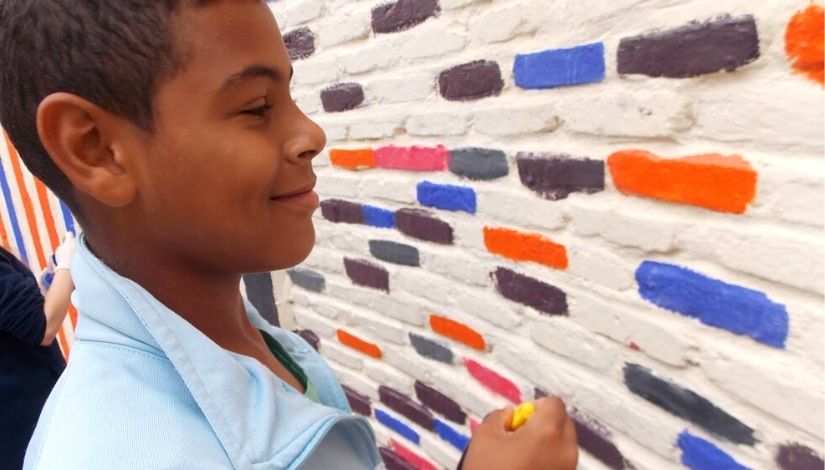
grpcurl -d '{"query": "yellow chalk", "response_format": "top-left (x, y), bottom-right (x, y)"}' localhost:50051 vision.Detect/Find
top-left (509, 402), bottom-right (536, 431)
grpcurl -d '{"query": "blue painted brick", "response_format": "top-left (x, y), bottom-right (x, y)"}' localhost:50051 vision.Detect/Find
top-left (363, 205), bottom-right (396, 228)
top-left (636, 261), bottom-right (789, 348)
top-left (514, 42), bottom-right (606, 89)
top-left (416, 181), bottom-right (477, 214)
top-left (434, 419), bottom-right (470, 452)
top-left (375, 409), bottom-right (420, 444)
top-left (678, 431), bottom-right (750, 470)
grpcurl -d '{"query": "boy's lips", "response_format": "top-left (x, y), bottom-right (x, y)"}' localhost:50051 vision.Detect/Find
top-left (270, 185), bottom-right (319, 211)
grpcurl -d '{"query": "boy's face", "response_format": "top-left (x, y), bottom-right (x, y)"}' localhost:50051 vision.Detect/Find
top-left (131, 0), bottom-right (325, 274)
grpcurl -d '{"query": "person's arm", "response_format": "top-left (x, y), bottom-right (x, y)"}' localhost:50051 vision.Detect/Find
top-left (0, 250), bottom-right (48, 345)
top-left (40, 233), bottom-right (77, 346)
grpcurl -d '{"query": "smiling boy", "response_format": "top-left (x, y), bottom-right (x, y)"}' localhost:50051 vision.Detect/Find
top-left (0, 1), bottom-right (577, 469)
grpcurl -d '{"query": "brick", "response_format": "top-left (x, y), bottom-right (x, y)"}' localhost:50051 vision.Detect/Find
top-left (406, 111), bottom-right (469, 137)
top-left (514, 42), bottom-right (605, 89)
top-left (321, 83), bottom-right (365, 113)
top-left (243, 273), bottom-right (278, 326)
top-left (369, 240), bottom-right (421, 267)
top-left (376, 409), bottom-right (420, 444)
top-left (418, 433), bottom-right (462, 470)
top-left (464, 358), bottom-right (522, 404)
top-left (344, 258), bottom-right (390, 292)
top-left (414, 381), bottom-right (466, 425)
top-left (569, 206), bottom-right (678, 253)
top-left (483, 226), bottom-right (568, 269)
top-left (449, 147), bottom-right (508, 181)
top-left (351, 311), bottom-right (409, 345)
top-left (296, 329), bottom-right (320, 351)
top-left (438, 60), bottom-right (504, 101)
top-left (434, 419), bottom-right (470, 451)
top-left (320, 340), bottom-right (364, 370)
top-left (777, 444), bottom-right (824, 470)
top-left (349, 114), bottom-right (404, 140)
top-left (618, 15), bottom-right (760, 78)
top-left (316, 8), bottom-right (371, 48)
top-left (282, 27), bottom-right (315, 61)
top-left (429, 315), bottom-right (486, 350)
top-left (329, 148), bottom-right (376, 170)
top-left (786, 5), bottom-right (825, 85)
top-left (343, 385), bottom-right (372, 416)
top-left (677, 431), bottom-right (750, 470)
top-left (362, 205), bottom-right (397, 229)
top-left (608, 150), bottom-right (757, 214)
top-left (328, 362), bottom-right (379, 401)
top-left (624, 364), bottom-right (756, 446)
top-left (474, 105), bottom-right (560, 136)
top-left (391, 439), bottom-right (437, 470)
top-left (379, 447), bottom-right (416, 470)
top-left (365, 361), bottom-right (415, 394)
top-left (368, 74), bottom-right (435, 104)
top-left (292, 307), bottom-right (338, 338)
top-left (397, 22), bottom-right (467, 59)
top-left (492, 267), bottom-right (568, 316)
top-left (337, 329), bottom-right (383, 359)
top-left (636, 261), bottom-right (789, 348)
top-left (293, 58), bottom-right (339, 86)
top-left (571, 412), bottom-right (631, 470)
top-left (416, 181), bottom-right (477, 214)
top-left (516, 153), bottom-right (605, 200)
top-left (320, 199), bottom-right (364, 224)
top-left (408, 333), bottom-right (453, 364)
top-left (395, 209), bottom-right (454, 245)
top-left (372, 0), bottom-right (441, 34)
top-left (530, 318), bottom-right (621, 374)
top-left (375, 145), bottom-right (449, 171)
top-left (379, 385), bottom-right (435, 430)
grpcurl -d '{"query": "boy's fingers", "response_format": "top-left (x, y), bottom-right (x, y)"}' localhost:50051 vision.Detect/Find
top-left (532, 396), bottom-right (568, 429)
top-left (482, 407), bottom-right (515, 434)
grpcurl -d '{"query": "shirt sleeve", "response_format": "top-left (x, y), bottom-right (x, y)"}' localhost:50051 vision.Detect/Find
top-left (0, 255), bottom-right (46, 345)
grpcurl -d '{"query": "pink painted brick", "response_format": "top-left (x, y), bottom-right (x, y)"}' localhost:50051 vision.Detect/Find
top-left (463, 358), bottom-right (522, 404)
top-left (375, 145), bottom-right (449, 171)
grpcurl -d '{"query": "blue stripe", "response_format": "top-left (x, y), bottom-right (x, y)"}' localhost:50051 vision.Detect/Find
top-left (678, 431), bottom-right (750, 470)
top-left (514, 42), bottom-right (606, 89)
top-left (59, 200), bottom-right (75, 234)
top-left (416, 181), bottom-right (477, 214)
top-left (375, 409), bottom-right (420, 444)
top-left (434, 419), bottom-right (470, 451)
top-left (0, 159), bottom-right (28, 262)
top-left (362, 205), bottom-right (395, 229)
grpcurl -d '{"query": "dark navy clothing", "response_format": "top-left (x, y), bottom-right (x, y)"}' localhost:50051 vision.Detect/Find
top-left (0, 247), bottom-right (65, 470)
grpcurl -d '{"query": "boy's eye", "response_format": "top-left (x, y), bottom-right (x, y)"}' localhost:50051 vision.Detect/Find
top-left (241, 103), bottom-right (273, 118)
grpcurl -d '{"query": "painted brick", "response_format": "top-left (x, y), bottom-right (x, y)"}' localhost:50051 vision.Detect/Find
top-left (777, 444), bottom-right (824, 470)
top-left (429, 315), bottom-right (486, 350)
top-left (414, 381), bottom-right (467, 425)
top-left (362, 205), bottom-right (397, 229)
top-left (786, 5), bottom-right (825, 85)
top-left (337, 329), bottom-right (383, 359)
top-left (391, 439), bottom-right (438, 470)
top-left (608, 150), bottom-right (757, 214)
top-left (434, 419), bottom-right (470, 451)
top-left (395, 209), bottom-right (454, 245)
top-left (636, 261), bottom-right (789, 348)
top-left (474, 105), bottom-right (560, 136)
top-left (320, 340), bottom-right (365, 370)
top-left (369, 240), bottom-right (421, 267)
top-left (379, 385), bottom-right (435, 430)
top-left (375, 145), bottom-right (449, 171)
top-left (283, 26), bottom-right (315, 61)
top-left (517, 153), bottom-right (605, 200)
top-left (624, 364), bottom-right (756, 446)
top-left (409, 333), bottom-right (454, 364)
top-left (329, 148), bottom-right (376, 170)
top-left (416, 181), bottom-right (477, 214)
top-left (376, 409), bottom-right (420, 444)
top-left (344, 258), bottom-right (390, 292)
top-left (677, 431), bottom-right (751, 470)
top-left (372, 0), bottom-right (441, 34)
top-left (320, 199), bottom-right (364, 224)
top-left (365, 362), bottom-right (415, 395)
top-left (492, 267), bottom-right (568, 316)
top-left (463, 358), bottom-right (522, 404)
top-left (380, 447), bottom-right (416, 470)
top-left (438, 60), bottom-right (504, 101)
top-left (406, 111), bottom-right (469, 137)
top-left (343, 385), bottom-right (372, 416)
top-left (514, 42), bottom-right (606, 89)
top-left (296, 329), bottom-right (320, 351)
top-left (321, 83), bottom-right (365, 113)
top-left (483, 226), bottom-right (568, 269)
top-left (243, 273), bottom-right (279, 326)
top-left (449, 147), bottom-right (509, 181)
top-left (618, 15), bottom-right (760, 78)
top-left (572, 412), bottom-right (631, 470)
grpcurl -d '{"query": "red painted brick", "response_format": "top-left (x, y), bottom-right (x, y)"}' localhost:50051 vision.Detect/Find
top-left (464, 358), bottom-right (522, 404)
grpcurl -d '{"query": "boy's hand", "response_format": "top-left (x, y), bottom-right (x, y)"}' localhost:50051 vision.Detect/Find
top-left (461, 397), bottom-right (578, 470)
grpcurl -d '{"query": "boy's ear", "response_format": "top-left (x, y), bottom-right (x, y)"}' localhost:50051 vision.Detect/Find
top-left (36, 92), bottom-right (139, 208)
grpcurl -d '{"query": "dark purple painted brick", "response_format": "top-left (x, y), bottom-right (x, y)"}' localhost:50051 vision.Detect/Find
top-left (572, 412), bottom-right (630, 470)
top-left (320, 199), bottom-right (364, 224)
top-left (438, 60), bottom-right (504, 102)
top-left (343, 385), bottom-right (372, 417)
top-left (283, 27), bottom-right (315, 61)
top-left (492, 267), bottom-right (568, 316)
top-left (344, 258), bottom-right (390, 292)
top-left (617, 15), bottom-right (760, 78)
top-left (372, 0), bottom-right (440, 34)
top-left (516, 153), bottom-right (605, 200)
top-left (777, 444), bottom-right (824, 470)
top-left (321, 83), bottom-right (365, 112)
top-left (535, 388), bottom-right (549, 399)
top-left (414, 381), bottom-right (466, 425)
top-left (379, 385), bottom-right (435, 431)
top-left (380, 447), bottom-right (416, 470)
top-left (395, 208), bottom-right (454, 245)
top-left (296, 329), bottom-right (320, 351)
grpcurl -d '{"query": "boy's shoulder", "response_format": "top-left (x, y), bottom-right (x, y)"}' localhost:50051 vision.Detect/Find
top-left (24, 341), bottom-right (232, 469)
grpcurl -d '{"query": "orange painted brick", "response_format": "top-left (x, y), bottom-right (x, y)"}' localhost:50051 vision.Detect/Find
top-left (483, 226), bottom-right (568, 269)
top-left (429, 315), bottom-right (486, 351)
top-left (786, 4), bottom-right (824, 85)
top-left (337, 329), bottom-right (382, 359)
top-left (330, 148), bottom-right (376, 170)
top-left (607, 150), bottom-right (757, 214)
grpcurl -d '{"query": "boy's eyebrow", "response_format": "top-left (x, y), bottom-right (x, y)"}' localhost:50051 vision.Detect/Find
top-left (218, 65), bottom-right (294, 93)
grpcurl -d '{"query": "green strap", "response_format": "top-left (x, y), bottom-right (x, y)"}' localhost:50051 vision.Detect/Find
top-left (258, 330), bottom-right (320, 403)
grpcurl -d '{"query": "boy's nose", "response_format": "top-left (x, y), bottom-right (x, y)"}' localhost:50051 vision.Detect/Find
top-left (283, 111), bottom-right (326, 164)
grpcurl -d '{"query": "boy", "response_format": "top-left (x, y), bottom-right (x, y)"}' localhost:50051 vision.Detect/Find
top-left (0, 1), bottom-right (578, 469)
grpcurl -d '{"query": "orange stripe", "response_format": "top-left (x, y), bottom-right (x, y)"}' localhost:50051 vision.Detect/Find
top-left (68, 305), bottom-right (78, 329)
top-left (0, 208), bottom-right (9, 249)
top-left (337, 329), bottom-right (382, 359)
top-left (429, 315), bottom-right (486, 351)
top-left (35, 181), bottom-right (60, 249)
top-left (3, 131), bottom-right (47, 267)
top-left (330, 148), bottom-right (377, 170)
top-left (483, 226), bottom-right (568, 269)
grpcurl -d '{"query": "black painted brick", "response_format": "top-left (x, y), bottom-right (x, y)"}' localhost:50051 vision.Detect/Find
top-left (379, 385), bottom-right (435, 430)
top-left (320, 199), bottom-right (364, 224)
top-left (321, 83), bottom-right (365, 113)
top-left (395, 208), bottom-right (454, 245)
top-left (414, 381), bottom-right (466, 425)
top-left (438, 60), bottom-right (504, 101)
top-left (372, 0), bottom-right (440, 34)
top-left (516, 152), bottom-right (605, 200)
top-left (283, 27), bottom-right (315, 61)
top-left (492, 267), bottom-right (568, 316)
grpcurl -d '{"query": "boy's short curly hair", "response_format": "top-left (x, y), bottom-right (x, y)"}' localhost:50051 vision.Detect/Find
top-left (0, 0), bottom-right (217, 212)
